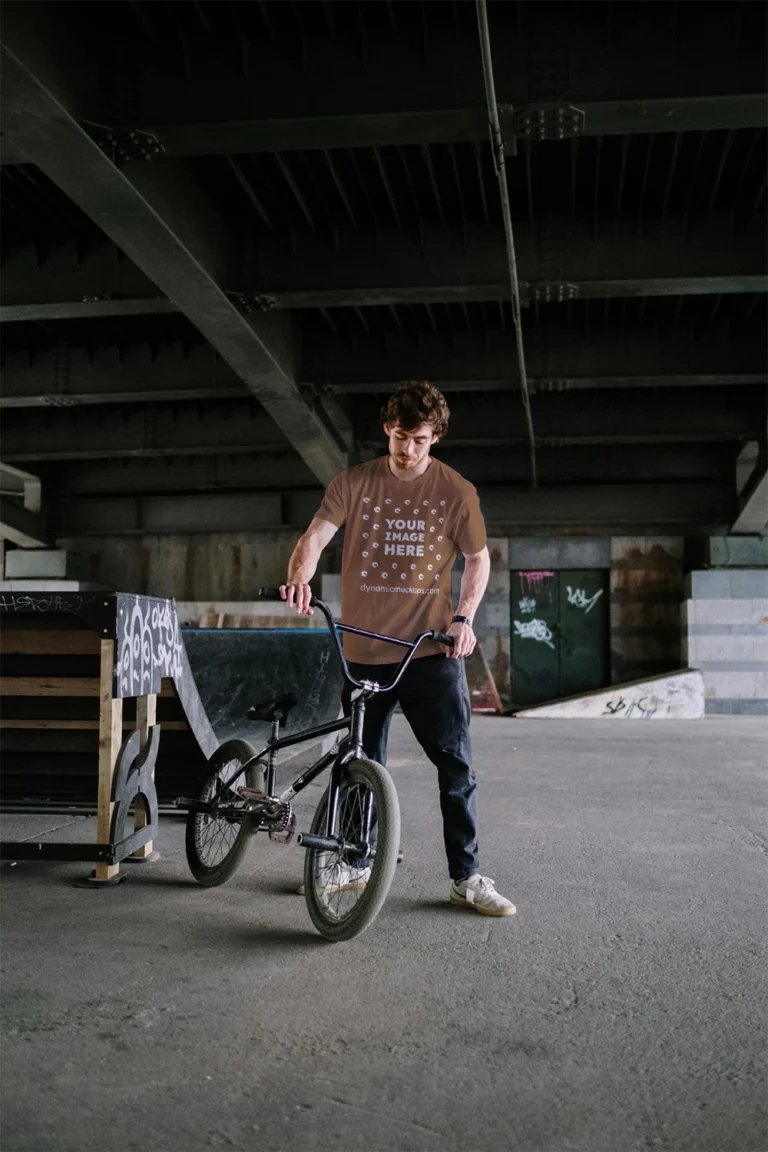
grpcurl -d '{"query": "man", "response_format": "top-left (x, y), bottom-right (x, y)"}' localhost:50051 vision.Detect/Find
top-left (280, 380), bottom-right (515, 917)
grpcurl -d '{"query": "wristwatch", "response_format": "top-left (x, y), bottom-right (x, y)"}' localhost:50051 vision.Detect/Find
top-left (451, 615), bottom-right (471, 626)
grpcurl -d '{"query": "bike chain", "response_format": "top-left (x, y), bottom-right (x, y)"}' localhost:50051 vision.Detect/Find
top-left (268, 809), bottom-right (296, 845)
top-left (237, 787), bottom-right (295, 844)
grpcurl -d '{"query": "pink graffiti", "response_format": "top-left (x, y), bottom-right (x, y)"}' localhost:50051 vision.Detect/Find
top-left (519, 571), bottom-right (555, 594)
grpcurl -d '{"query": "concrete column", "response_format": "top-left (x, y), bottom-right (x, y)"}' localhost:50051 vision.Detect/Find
top-left (610, 537), bottom-right (684, 684)
top-left (683, 569), bottom-right (768, 715)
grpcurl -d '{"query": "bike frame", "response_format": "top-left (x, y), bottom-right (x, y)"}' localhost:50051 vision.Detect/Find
top-left (198, 597), bottom-right (451, 843)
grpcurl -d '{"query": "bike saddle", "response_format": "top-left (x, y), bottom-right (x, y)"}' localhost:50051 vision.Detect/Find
top-left (247, 691), bottom-right (298, 726)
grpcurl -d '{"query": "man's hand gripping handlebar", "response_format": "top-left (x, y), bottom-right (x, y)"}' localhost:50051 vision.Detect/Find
top-left (279, 581), bottom-right (313, 615)
top-left (255, 586), bottom-right (455, 671)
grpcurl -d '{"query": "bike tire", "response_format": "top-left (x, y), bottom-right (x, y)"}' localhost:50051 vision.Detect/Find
top-left (303, 758), bottom-right (400, 943)
top-left (185, 738), bottom-right (259, 887)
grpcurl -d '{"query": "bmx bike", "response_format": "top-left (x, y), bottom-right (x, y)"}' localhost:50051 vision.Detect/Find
top-left (177, 587), bottom-right (454, 942)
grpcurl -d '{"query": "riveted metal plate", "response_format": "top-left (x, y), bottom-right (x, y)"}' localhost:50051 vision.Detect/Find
top-left (530, 282), bottom-right (580, 303)
top-left (91, 127), bottom-right (165, 168)
top-left (226, 292), bottom-right (278, 315)
top-left (513, 104), bottom-right (586, 141)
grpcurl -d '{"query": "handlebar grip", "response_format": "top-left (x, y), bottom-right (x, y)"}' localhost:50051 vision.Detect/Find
top-left (255, 586), bottom-right (284, 602)
top-left (432, 630), bottom-right (455, 648)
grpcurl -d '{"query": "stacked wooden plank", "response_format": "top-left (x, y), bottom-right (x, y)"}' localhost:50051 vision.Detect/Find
top-left (0, 622), bottom-right (205, 806)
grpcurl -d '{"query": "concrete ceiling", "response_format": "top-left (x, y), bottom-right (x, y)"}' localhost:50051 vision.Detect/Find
top-left (0, 0), bottom-right (766, 537)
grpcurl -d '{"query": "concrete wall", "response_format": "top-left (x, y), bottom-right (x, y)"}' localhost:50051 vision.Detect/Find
top-left (682, 569), bottom-right (768, 715)
top-left (48, 529), bottom-right (696, 712)
top-left (468, 537), bottom-right (511, 708)
top-left (505, 535), bottom-right (685, 690)
top-left (508, 537), bottom-right (611, 571)
top-left (610, 537), bottom-right (684, 685)
top-left (46, 533), bottom-right (768, 720)
top-left (56, 531), bottom-right (342, 600)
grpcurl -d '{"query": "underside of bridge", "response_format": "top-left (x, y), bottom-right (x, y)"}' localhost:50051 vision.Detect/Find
top-left (0, 0), bottom-right (766, 543)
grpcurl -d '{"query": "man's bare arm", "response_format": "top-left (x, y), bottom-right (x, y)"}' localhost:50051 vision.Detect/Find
top-left (445, 546), bottom-right (491, 658)
top-left (280, 517), bottom-right (340, 615)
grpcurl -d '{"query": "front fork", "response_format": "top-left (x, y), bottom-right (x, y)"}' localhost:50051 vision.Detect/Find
top-left (324, 696), bottom-right (374, 853)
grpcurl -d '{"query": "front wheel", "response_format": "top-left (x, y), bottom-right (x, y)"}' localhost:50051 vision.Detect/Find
top-left (303, 758), bottom-right (400, 942)
top-left (185, 738), bottom-right (260, 887)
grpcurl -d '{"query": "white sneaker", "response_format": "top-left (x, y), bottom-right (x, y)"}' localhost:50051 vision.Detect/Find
top-left (450, 874), bottom-right (516, 917)
top-left (296, 864), bottom-right (371, 897)
top-left (296, 847), bottom-right (402, 892)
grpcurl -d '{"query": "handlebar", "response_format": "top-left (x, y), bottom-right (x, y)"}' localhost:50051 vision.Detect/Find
top-left (255, 586), bottom-right (454, 694)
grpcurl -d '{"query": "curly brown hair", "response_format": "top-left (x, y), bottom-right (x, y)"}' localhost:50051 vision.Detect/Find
top-left (380, 381), bottom-right (450, 439)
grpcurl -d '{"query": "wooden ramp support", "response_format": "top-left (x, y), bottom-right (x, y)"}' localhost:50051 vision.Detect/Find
top-left (130, 692), bottom-right (157, 863)
top-left (96, 638), bottom-right (123, 883)
top-left (0, 592), bottom-right (217, 884)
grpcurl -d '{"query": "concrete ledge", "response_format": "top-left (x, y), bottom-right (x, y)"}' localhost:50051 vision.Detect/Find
top-left (0, 579), bottom-right (107, 591)
top-left (686, 570), bottom-right (768, 599)
top-left (175, 600), bottom-right (336, 629)
top-left (705, 698), bottom-right (768, 715)
top-left (698, 669), bottom-right (768, 699)
top-left (708, 536), bottom-right (768, 568)
top-left (683, 597), bottom-right (768, 624)
top-left (515, 669), bottom-right (704, 719)
top-left (509, 537), bottom-right (610, 570)
top-left (4, 549), bottom-right (86, 580)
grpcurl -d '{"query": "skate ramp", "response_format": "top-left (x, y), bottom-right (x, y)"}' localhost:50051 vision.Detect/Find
top-left (0, 593), bottom-right (343, 806)
top-left (514, 669), bottom-right (705, 719)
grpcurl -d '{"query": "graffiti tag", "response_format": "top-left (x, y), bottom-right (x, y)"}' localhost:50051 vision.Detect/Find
top-left (0, 593), bottom-right (93, 614)
top-left (296, 646), bottom-right (332, 730)
top-left (603, 695), bottom-right (659, 718)
top-left (118, 595), bottom-right (184, 697)
top-left (519, 571), bottom-right (555, 595)
top-left (519, 597), bottom-right (537, 614)
top-left (513, 618), bottom-right (555, 650)
top-left (566, 586), bottom-right (604, 614)
top-left (625, 696), bottom-right (658, 719)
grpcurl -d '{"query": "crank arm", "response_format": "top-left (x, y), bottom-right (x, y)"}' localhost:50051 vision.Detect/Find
top-left (296, 832), bottom-right (368, 854)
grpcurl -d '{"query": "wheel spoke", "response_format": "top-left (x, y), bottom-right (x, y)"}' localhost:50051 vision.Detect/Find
top-left (309, 777), bottom-right (378, 922)
top-left (193, 761), bottom-right (247, 869)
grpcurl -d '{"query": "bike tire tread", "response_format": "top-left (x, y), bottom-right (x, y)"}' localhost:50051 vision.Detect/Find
top-left (303, 757), bottom-right (401, 943)
top-left (185, 738), bottom-right (258, 887)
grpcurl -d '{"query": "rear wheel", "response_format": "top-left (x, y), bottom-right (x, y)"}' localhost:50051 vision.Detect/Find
top-left (303, 758), bottom-right (400, 942)
top-left (185, 739), bottom-right (260, 886)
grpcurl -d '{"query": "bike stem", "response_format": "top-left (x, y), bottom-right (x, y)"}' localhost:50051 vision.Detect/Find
top-left (350, 693), bottom-right (366, 757)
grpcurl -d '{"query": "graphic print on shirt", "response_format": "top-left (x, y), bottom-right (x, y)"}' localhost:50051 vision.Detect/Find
top-left (314, 456), bottom-right (487, 662)
top-left (358, 495), bottom-right (447, 594)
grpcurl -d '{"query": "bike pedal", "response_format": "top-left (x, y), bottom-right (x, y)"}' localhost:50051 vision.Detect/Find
top-left (269, 813), bottom-right (296, 845)
top-left (237, 786), bottom-right (266, 802)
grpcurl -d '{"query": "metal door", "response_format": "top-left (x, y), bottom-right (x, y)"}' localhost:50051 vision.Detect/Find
top-left (511, 569), bottom-right (609, 707)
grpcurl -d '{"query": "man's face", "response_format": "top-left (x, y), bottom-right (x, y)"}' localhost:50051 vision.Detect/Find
top-left (384, 421), bottom-right (438, 471)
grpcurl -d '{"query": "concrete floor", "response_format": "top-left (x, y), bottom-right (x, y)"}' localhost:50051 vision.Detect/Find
top-left (1, 716), bottom-right (766, 1152)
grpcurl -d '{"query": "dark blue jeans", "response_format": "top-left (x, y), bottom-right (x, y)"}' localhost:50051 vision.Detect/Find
top-left (344, 654), bottom-right (479, 882)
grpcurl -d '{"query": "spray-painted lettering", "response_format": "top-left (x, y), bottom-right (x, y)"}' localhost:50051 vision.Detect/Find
top-left (513, 618), bottom-right (555, 650)
top-left (566, 586), bottom-right (604, 614)
top-left (519, 571), bottom-right (555, 596)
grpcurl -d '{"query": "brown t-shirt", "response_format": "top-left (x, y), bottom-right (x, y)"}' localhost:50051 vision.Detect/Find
top-left (316, 455), bottom-right (487, 663)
